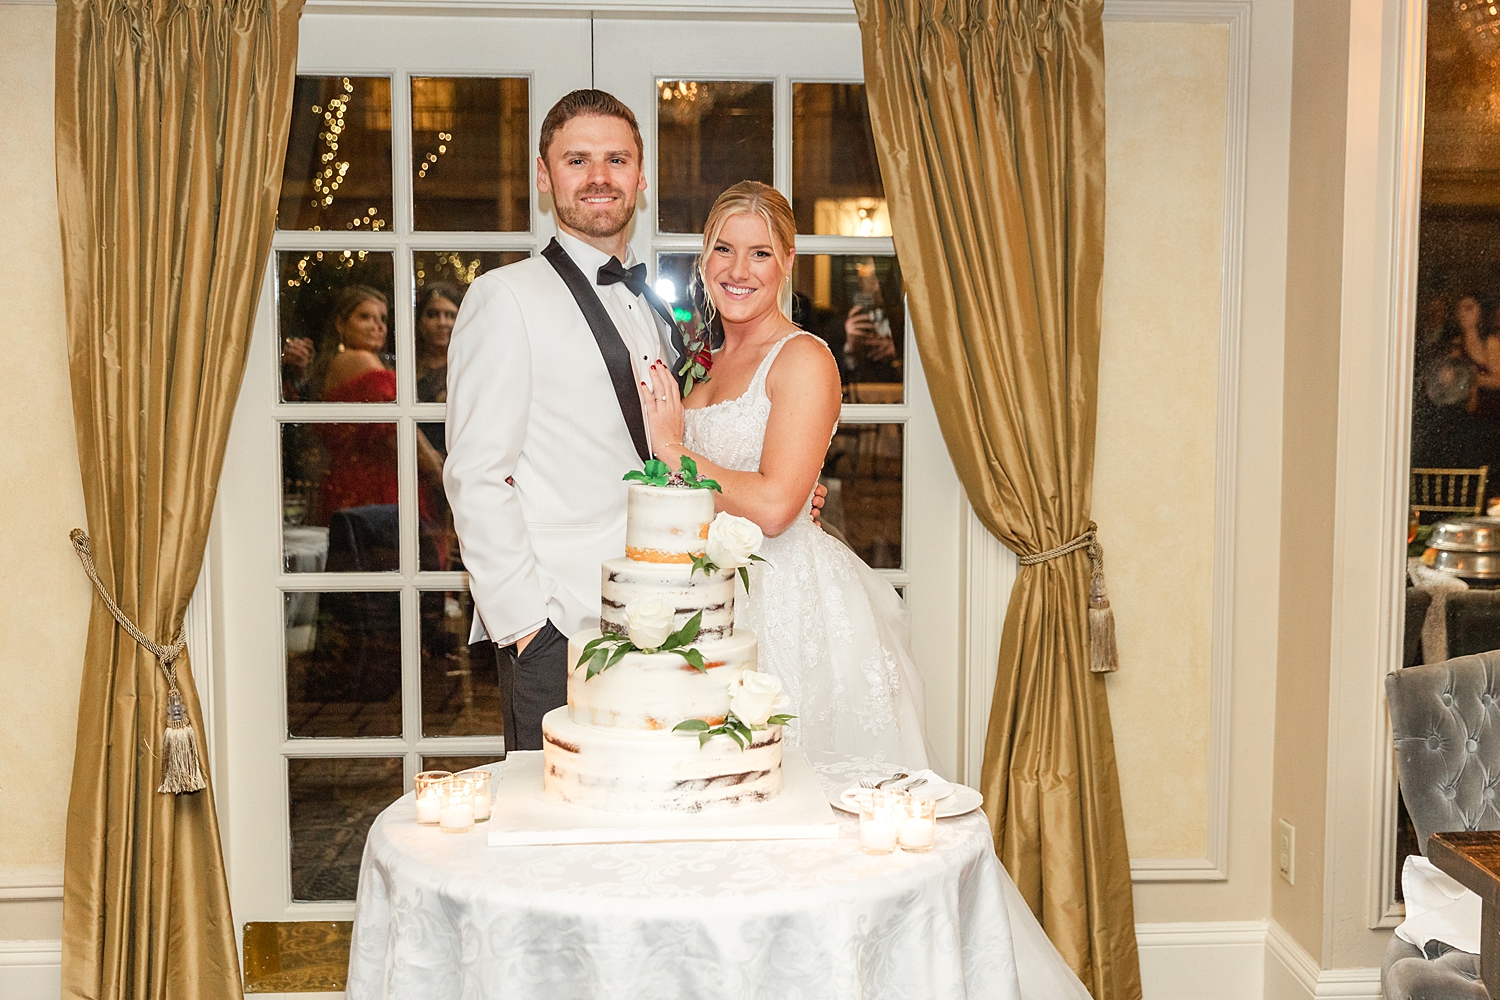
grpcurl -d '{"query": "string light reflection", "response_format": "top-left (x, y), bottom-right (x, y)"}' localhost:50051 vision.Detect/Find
top-left (417, 132), bottom-right (453, 181)
top-left (309, 78), bottom-right (354, 210)
top-left (285, 248), bottom-right (371, 287)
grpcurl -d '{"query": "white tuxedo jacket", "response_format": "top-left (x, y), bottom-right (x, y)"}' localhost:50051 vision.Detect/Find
top-left (444, 240), bottom-right (678, 645)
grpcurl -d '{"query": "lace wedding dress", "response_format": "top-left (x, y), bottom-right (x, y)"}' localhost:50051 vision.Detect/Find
top-left (684, 332), bottom-right (933, 770)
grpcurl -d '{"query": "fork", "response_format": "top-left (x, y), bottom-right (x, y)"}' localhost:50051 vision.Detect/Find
top-left (858, 772), bottom-right (909, 790)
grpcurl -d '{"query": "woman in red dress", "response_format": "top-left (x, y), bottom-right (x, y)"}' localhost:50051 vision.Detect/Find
top-left (311, 287), bottom-right (444, 535)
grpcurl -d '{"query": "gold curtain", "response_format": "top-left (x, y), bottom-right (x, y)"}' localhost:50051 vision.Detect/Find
top-left (854, 1), bottom-right (1139, 997)
top-left (54, 0), bottom-right (301, 995)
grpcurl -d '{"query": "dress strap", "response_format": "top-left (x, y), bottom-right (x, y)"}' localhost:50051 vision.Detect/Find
top-left (748, 331), bottom-right (810, 399)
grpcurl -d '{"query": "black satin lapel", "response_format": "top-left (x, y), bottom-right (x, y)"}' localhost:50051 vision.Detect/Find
top-left (642, 286), bottom-right (688, 390)
top-left (541, 239), bottom-right (651, 463)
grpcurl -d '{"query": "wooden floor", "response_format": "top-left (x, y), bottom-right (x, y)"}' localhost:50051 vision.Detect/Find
top-left (243, 920), bottom-right (353, 993)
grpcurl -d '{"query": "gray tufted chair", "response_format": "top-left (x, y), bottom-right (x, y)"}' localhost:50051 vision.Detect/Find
top-left (1383, 652), bottom-right (1500, 1000)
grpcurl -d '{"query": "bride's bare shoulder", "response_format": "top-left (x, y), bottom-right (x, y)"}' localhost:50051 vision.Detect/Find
top-left (767, 332), bottom-right (839, 389)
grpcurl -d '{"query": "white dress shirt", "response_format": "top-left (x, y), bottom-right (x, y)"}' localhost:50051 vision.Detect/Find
top-left (554, 231), bottom-right (667, 453)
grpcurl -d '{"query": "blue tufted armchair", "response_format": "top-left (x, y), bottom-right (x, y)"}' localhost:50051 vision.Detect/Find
top-left (1383, 652), bottom-right (1500, 1000)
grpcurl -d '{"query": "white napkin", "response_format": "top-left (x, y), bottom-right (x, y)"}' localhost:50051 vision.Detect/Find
top-left (841, 770), bottom-right (955, 809)
top-left (1395, 854), bottom-right (1481, 955)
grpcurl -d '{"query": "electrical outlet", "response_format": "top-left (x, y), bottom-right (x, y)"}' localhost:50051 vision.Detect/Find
top-left (1277, 819), bottom-right (1295, 885)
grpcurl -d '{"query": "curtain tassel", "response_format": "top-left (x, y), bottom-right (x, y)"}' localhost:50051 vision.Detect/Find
top-left (158, 689), bottom-right (207, 793)
top-left (1017, 522), bottom-right (1120, 673)
top-left (1087, 563), bottom-right (1120, 674)
top-left (69, 529), bottom-right (206, 794)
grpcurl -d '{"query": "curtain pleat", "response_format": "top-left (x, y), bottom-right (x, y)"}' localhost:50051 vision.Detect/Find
top-left (853, 2), bottom-right (1140, 997)
top-left (54, 0), bottom-right (302, 995)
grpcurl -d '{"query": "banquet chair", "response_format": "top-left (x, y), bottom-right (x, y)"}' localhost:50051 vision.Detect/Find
top-left (1382, 653), bottom-right (1500, 1000)
top-left (1411, 466), bottom-right (1489, 521)
top-left (1446, 590), bottom-right (1500, 660)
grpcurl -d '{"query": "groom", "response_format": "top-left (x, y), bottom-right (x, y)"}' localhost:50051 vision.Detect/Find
top-left (443, 90), bottom-right (685, 751)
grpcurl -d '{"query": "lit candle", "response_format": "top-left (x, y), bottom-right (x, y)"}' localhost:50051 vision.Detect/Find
top-left (415, 791), bottom-right (441, 826)
top-left (860, 818), bottom-right (898, 853)
top-left (413, 770), bottom-right (453, 827)
top-left (440, 778), bottom-right (475, 834)
top-left (897, 794), bottom-right (937, 852)
top-left (457, 769), bottom-right (492, 822)
top-left (898, 816), bottom-right (935, 850)
top-left (859, 790), bottom-right (902, 855)
top-left (440, 798), bottom-right (474, 833)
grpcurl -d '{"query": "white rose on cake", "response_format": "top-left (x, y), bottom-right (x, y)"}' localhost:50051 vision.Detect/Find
top-left (624, 595), bottom-right (676, 650)
top-left (727, 671), bottom-right (790, 729)
top-left (706, 512), bottom-right (763, 568)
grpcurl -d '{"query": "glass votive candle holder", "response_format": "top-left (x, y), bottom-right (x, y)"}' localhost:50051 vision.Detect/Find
top-left (859, 790), bottom-right (903, 855)
top-left (897, 794), bottom-right (938, 852)
top-left (413, 770), bottom-right (452, 826)
top-left (456, 768), bottom-right (492, 823)
top-left (439, 778), bottom-right (475, 834)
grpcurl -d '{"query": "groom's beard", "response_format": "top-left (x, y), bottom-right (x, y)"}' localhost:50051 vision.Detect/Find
top-left (555, 183), bottom-right (635, 239)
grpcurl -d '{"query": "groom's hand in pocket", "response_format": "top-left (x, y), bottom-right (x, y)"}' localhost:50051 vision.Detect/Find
top-left (811, 483), bottom-right (827, 525)
top-left (514, 626), bottom-right (542, 656)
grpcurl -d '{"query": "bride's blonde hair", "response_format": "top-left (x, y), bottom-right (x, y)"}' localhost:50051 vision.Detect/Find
top-left (698, 181), bottom-right (797, 325)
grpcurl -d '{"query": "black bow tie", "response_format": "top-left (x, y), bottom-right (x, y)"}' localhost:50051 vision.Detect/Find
top-left (597, 257), bottom-right (650, 300)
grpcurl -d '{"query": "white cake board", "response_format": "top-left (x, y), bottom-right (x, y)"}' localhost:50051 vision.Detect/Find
top-left (487, 748), bottom-right (840, 846)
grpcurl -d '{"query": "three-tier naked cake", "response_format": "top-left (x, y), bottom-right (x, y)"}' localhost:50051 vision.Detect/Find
top-left (540, 484), bottom-right (784, 813)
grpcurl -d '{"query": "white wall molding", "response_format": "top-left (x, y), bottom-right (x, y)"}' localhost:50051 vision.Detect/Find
top-left (1367, 0), bottom-right (1427, 932)
top-left (1136, 920), bottom-right (1266, 1000)
top-left (0, 940), bottom-right (62, 1000)
top-left (1264, 921), bottom-right (1382, 1000)
top-left (960, 503), bottom-right (1015, 790)
top-left (1109, 0), bottom-right (1250, 884)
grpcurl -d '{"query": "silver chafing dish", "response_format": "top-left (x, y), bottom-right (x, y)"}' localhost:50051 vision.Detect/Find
top-left (1426, 517), bottom-right (1500, 579)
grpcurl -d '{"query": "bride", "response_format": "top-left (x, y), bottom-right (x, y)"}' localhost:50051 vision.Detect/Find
top-left (640, 181), bottom-right (932, 771)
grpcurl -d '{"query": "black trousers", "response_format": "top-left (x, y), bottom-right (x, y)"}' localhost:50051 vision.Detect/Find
top-left (494, 621), bottom-right (568, 751)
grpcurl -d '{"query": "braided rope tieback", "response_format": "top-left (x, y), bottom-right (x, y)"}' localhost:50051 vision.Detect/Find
top-left (69, 529), bottom-right (205, 793)
top-left (1016, 523), bottom-right (1120, 674)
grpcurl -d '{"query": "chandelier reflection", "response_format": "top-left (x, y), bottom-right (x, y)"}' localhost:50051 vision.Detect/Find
top-left (659, 80), bottom-right (700, 103)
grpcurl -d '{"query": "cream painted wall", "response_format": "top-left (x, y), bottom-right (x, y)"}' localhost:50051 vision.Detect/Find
top-left (1096, 19), bottom-right (1228, 862)
top-left (0, 4), bottom-right (87, 940)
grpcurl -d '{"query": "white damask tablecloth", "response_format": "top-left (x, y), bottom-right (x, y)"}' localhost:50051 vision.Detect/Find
top-left (346, 752), bottom-right (1091, 1000)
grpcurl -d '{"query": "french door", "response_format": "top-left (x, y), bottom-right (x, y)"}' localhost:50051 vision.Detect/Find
top-left (594, 18), bottom-right (964, 776)
top-left (212, 8), bottom-right (962, 949)
top-left (215, 13), bottom-right (591, 929)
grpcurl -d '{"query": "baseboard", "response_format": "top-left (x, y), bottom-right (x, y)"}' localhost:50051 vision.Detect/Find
top-left (1263, 921), bottom-right (1381, 1000)
top-left (0, 940), bottom-right (62, 1000)
top-left (1137, 921), bottom-right (1267, 1000)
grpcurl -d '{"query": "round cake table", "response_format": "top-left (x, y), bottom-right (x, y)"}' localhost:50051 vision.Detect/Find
top-left (345, 752), bottom-right (1090, 1000)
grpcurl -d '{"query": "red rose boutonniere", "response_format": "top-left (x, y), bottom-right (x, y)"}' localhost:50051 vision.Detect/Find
top-left (677, 319), bottom-right (713, 398)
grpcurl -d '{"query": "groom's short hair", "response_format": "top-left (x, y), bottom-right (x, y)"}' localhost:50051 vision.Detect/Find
top-left (539, 89), bottom-right (644, 163)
